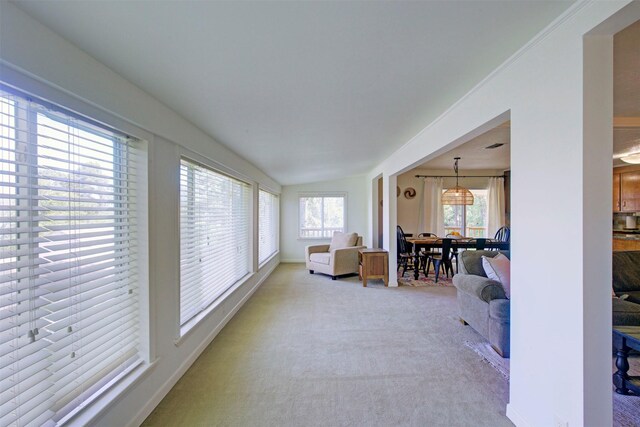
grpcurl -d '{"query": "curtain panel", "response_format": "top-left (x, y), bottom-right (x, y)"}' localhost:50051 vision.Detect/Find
top-left (487, 177), bottom-right (506, 237)
top-left (417, 177), bottom-right (445, 237)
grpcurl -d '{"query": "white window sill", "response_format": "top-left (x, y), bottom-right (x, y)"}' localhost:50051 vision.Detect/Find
top-left (258, 251), bottom-right (279, 268)
top-left (175, 272), bottom-right (254, 345)
top-left (62, 359), bottom-right (157, 427)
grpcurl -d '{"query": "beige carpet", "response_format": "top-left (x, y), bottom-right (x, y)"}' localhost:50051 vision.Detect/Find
top-left (465, 341), bottom-right (509, 380)
top-left (142, 264), bottom-right (513, 427)
top-left (467, 339), bottom-right (640, 427)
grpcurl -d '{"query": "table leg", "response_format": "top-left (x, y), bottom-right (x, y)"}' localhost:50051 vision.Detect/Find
top-left (384, 262), bottom-right (388, 287)
top-left (613, 341), bottom-right (631, 395)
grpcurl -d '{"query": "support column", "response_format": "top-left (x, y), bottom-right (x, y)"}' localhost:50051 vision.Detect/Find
top-left (582, 33), bottom-right (613, 427)
top-left (383, 174), bottom-right (398, 286)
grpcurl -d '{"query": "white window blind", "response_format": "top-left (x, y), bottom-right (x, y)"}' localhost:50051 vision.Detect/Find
top-left (258, 190), bottom-right (278, 263)
top-left (0, 86), bottom-right (142, 426)
top-left (299, 195), bottom-right (345, 238)
top-left (180, 159), bottom-right (250, 327)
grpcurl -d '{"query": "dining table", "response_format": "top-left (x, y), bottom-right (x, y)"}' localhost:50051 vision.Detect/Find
top-left (405, 237), bottom-right (510, 280)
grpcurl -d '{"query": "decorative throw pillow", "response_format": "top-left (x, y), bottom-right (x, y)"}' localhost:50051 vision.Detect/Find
top-left (482, 253), bottom-right (511, 298)
top-left (329, 232), bottom-right (358, 251)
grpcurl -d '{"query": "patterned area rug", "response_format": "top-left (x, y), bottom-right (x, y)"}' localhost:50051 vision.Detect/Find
top-left (397, 270), bottom-right (454, 287)
top-left (465, 341), bottom-right (640, 427)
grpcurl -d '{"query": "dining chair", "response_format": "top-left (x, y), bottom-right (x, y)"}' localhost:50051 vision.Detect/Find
top-left (491, 226), bottom-right (510, 250)
top-left (471, 238), bottom-right (487, 250)
top-left (396, 226), bottom-right (417, 277)
top-left (417, 232), bottom-right (440, 260)
top-left (494, 226), bottom-right (510, 242)
top-left (424, 238), bottom-right (454, 283)
top-left (418, 232), bottom-right (437, 238)
top-left (446, 233), bottom-right (461, 273)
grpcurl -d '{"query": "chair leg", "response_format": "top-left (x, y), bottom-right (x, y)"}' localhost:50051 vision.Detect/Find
top-left (451, 253), bottom-right (459, 273)
top-left (442, 260), bottom-right (450, 278)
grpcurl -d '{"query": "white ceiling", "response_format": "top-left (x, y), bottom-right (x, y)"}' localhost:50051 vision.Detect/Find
top-left (421, 19), bottom-right (640, 172)
top-left (614, 20), bottom-right (640, 117)
top-left (419, 125), bottom-right (640, 171)
top-left (14, 0), bottom-right (575, 185)
top-left (612, 19), bottom-right (640, 167)
top-left (419, 125), bottom-right (510, 170)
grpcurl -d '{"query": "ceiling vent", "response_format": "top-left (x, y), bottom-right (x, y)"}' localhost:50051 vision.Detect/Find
top-left (485, 143), bottom-right (505, 149)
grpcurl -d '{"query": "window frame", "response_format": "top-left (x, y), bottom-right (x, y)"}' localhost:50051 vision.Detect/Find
top-left (258, 188), bottom-right (279, 265)
top-left (0, 82), bottom-right (150, 426)
top-left (297, 192), bottom-right (347, 240)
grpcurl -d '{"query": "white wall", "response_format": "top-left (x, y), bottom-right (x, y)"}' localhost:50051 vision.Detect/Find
top-left (397, 168), bottom-right (504, 236)
top-left (280, 175), bottom-right (369, 262)
top-left (0, 3), bottom-right (281, 427)
top-left (367, 1), bottom-right (639, 426)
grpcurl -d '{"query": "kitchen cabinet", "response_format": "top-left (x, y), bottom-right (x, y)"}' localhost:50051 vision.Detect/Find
top-left (614, 172), bottom-right (621, 212)
top-left (613, 166), bottom-right (640, 213)
top-left (613, 237), bottom-right (640, 251)
top-left (621, 171), bottom-right (640, 212)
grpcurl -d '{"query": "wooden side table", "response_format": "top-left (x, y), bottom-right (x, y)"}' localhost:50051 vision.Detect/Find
top-left (358, 249), bottom-right (389, 287)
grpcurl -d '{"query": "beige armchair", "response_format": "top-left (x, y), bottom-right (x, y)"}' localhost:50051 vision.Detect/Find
top-left (305, 233), bottom-right (365, 280)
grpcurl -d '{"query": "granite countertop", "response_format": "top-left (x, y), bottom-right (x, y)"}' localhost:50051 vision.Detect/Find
top-left (613, 231), bottom-right (640, 240)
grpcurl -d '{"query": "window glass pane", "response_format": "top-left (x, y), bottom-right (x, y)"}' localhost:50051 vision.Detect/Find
top-left (444, 204), bottom-right (463, 235)
top-left (259, 190), bottom-right (278, 263)
top-left (442, 189), bottom-right (488, 237)
top-left (323, 197), bottom-right (344, 230)
top-left (466, 189), bottom-right (488, 237)
top-left (180, 159), bottom-right (250, 327)
top-left (299, 195), bottom-right (345, 238)
top-left (300, 197), bottom-right (322, 231)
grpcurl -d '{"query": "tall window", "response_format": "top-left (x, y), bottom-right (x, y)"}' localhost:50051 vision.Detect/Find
top-left (0, 86), bottom-right (143, 426)
top-left (258, 190), bottom-right (278, 263)
top-left (179, 159), bottom-right (250, 327)
top-left (444, 189), bottom-right (488, 237)
top-left (299, 194), bottom-right (346, 238)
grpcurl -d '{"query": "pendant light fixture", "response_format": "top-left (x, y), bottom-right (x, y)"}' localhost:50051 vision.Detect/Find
top-left (621, 153), bottom-right (640, 164)
top-left (441, 157), bottom-right (474, 205)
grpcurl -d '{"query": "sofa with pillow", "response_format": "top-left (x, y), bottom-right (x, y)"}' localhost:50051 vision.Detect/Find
top-left (305, 232), bottom-right (366, 280)
top-left (452, 250), bottom-right (511, 357)
top-left (613, 251), bottom-right (640, 326)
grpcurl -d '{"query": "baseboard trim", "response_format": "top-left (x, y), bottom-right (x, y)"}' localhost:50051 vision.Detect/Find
top-left (280, 259), bottom-right (304, 263)
top-left (506, 403), bottom-right (532, 427)
top-left (127, 260), bottom-right (279, 427)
